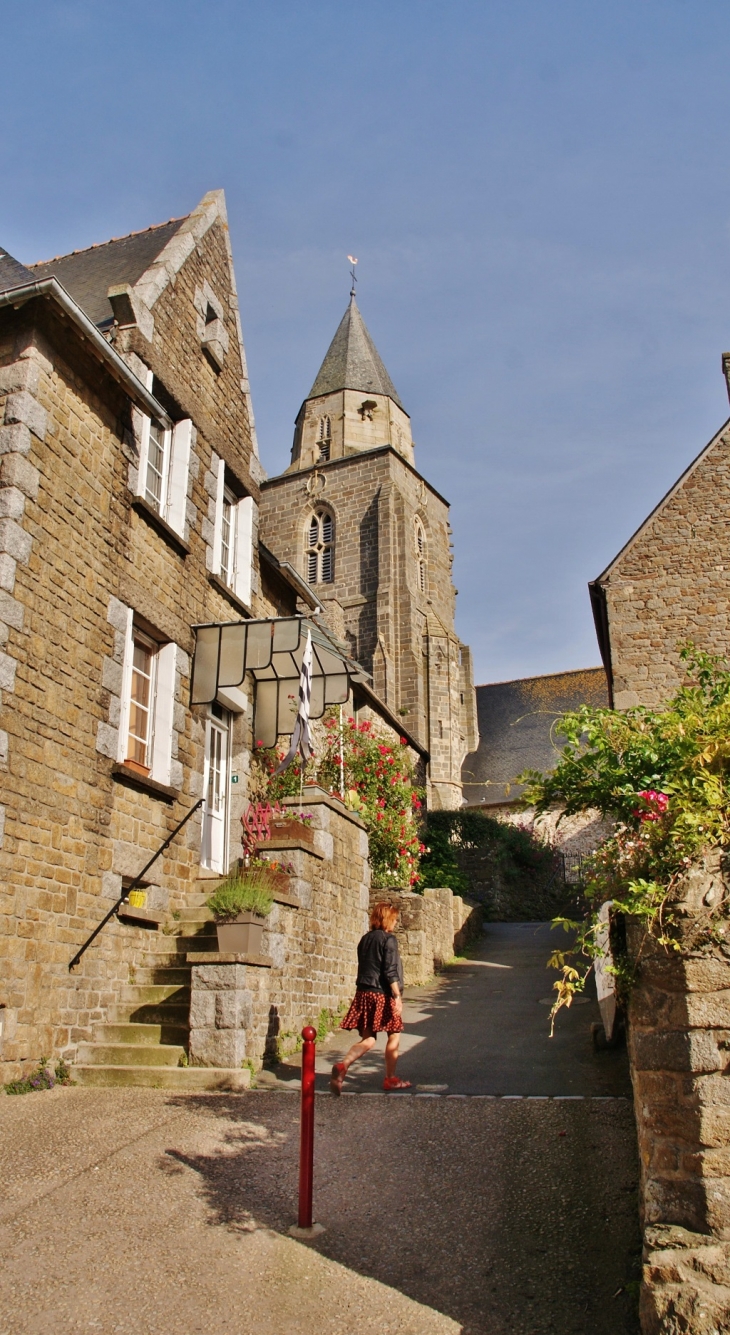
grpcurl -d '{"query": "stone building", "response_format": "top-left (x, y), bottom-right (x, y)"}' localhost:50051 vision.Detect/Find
top-left (590, 359), bottom-right (730, 707)
top-left (258, 291), bottom-right (478, 809)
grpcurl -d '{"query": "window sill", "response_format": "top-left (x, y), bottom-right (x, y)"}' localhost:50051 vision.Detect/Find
top-left (208, 572), bottom-right (252, 617)
top-left (111, 762), bottom-right (180, 803)
top-left (131, 496), bottom-right (190, 557)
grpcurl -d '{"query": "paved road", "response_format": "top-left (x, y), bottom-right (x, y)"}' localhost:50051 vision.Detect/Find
top-left (0, 926), bottom-right (640, 1334)
top-left (0, 1086), bottom-right (640, 1335)
top-left (272, 923), bottom-right (633, 1098)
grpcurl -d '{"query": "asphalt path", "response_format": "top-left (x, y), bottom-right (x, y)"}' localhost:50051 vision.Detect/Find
top-left (271, 922), bottom-right (633, 1098)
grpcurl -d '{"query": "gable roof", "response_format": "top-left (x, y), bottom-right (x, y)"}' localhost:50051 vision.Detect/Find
top-left (0, 246), bottom-right (36, 294)
top-left (29, 218), bottom-right (186, 329)
top-left (462, 667), bottom-right (608, 805)
top-left (308, 294), bottom-right (404, 410)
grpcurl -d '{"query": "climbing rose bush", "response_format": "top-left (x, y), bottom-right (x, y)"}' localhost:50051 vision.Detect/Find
top-left (519, 644), bottom-right (730, 1024)
top-left (254, 710), bottom-right (424, 888)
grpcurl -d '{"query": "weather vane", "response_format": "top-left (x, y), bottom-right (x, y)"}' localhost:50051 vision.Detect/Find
top-left (347, 255), bottom-right (358, 297)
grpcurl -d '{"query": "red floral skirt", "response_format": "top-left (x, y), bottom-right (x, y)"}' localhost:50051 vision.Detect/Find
top-left (341, 988), bottom-right (404, 1035)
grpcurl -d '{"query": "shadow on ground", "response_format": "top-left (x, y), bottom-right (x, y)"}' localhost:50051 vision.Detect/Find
top-left (163, 1090), bottom-right (641, 1335)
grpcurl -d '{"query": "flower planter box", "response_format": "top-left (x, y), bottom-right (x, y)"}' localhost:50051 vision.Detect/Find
top-left (215, 912), bottom-right (266, 955)
top-left (268, 817), bottom-right (315, 848)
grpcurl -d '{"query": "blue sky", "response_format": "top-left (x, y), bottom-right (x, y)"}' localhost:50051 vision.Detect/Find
top-left (4, 1), bottom-right (730, 683)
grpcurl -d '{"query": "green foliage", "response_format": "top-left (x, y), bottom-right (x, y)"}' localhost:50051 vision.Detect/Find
top-left (4, 1056), bottom-right (74, 1095)
top-left (419, 809), bottom-right (559, 902)
top-left (254, 710), bottom-right (424, 887)
top-left (521, 644), bottom-right (730, 1026)
top-left (206, 868), bottom-right (276, 922)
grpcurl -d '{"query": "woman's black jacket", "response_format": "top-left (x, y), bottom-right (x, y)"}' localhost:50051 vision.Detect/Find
top-left (356, 928), bottom-right (404, 994)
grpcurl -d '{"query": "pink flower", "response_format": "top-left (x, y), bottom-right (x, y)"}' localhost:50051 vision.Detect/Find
top-left (632, 790), bottom-right (669, 822)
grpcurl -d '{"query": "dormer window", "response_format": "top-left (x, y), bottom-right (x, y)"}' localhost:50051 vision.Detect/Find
top-left (306, 509), bottom-right (334, 584)
top-left (316, 416), bottom-right (331, 461)
top-left (415, 517), bottom-right (426, 594)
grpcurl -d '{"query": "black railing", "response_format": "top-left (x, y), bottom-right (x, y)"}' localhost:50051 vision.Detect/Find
top-left (68, 798), bottom-right (204, 971)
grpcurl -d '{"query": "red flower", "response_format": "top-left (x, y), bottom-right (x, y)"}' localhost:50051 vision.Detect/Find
top-left (400, 737), bottom-right (408, 746)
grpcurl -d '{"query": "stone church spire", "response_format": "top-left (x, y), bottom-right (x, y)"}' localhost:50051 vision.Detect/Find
top-left (308, 294), bottom-right (404, 408)
top-left (288, 297), bottom-right (415, 470)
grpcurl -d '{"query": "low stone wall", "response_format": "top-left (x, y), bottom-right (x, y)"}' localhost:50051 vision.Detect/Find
top-left (626, 852), bottom-right (730, 1332)
top-left (370, 887), bottom-right (483, 985)
top-left (189, 790), bottom-right (370, 1068)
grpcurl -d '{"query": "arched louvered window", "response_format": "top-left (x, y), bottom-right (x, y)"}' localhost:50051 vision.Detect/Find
top-left (414, 517), bottom-right (426, 594)
top-left (306, 509), bottom-right (334, 584)
top-left (316, 415), bottom-right (331, 461)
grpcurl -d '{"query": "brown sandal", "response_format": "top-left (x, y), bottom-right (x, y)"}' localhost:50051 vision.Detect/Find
top-left (330, 1062), bottom-right (347, 1096)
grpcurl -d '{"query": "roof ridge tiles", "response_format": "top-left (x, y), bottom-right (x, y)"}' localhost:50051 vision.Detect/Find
top-left (30, 217), bottom-right (186, 268)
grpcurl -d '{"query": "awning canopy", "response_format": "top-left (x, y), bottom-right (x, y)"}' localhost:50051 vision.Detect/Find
top-left (191, 616), bottom-right (369, 748)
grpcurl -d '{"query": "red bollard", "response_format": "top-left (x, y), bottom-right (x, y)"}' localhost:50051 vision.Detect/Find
top-left (298, 1025), bottom-right (317, 1229)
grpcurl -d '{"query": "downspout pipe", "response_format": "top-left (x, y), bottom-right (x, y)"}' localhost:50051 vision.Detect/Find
top-left (0, 277), bottom-right (172, 428)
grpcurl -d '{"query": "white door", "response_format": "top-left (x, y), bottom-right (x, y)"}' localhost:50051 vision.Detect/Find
top-left (202, 710), bottom-right (230, 872)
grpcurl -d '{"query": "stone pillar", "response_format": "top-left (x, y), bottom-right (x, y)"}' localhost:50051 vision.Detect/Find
top-left (626, 852), bottom-right (730, 1331)
top-left (189, 959), bottom-right (271, 1069)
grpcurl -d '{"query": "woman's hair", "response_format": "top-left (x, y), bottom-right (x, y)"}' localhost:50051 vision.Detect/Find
top-left (370, 902), bottom-right (399, 932)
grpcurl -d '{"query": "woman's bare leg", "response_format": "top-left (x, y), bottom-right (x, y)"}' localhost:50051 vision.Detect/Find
top-left (385, 1032), bottom-right (400, 1078)
top-left (341, 1029), bottom-right (376, 1070)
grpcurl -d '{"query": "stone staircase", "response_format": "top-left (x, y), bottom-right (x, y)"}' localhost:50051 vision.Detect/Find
top-left (73, 886), bottom-right (250, 1090)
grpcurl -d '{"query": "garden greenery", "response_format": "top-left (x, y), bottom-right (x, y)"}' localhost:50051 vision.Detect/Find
top-left (519, 645), bottom-right (730, 1028)
top-left (206, 869), bottom-right (276, 922)
top-left (254, 709), bottom-right (424, 887)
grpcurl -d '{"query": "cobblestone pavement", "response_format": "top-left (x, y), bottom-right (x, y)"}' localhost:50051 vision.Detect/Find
top-left (0, 1090), bottom-right (640, 1334)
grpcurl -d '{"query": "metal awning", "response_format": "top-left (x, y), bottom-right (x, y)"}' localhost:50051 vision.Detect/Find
top-left (191, 616), bottom-right (369, 748)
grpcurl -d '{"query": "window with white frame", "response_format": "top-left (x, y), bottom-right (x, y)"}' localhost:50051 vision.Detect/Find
top-left (133, 368), bottom-right (193, 539)
top-left (211, 457), bottom-right (255, 606)
top-left (306, 509), bottom-right (334, 584)
top-left (414, 517), bottom-right (427, 594)
top-left (316, 415), bottom-right (331, 461)
top-left (118, 613), bottom-right (178, 786)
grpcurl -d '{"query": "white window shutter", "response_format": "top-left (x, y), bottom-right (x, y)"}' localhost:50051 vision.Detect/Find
top-left (116, 607), bottom-right (135, 762)
top-left (234, 496), bottom-right (254, 607)
top-left (150, 642), bottom-right (177, 786)
top-left (211, 457), bottom-right (225, 575)
top-left (131, 409), bottom-right (150, 499)
top-left (166, 419), bottom-right (192, 536)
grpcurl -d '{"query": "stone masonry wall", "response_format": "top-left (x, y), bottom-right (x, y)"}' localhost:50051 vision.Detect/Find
top-left (189, 791), bottom-right (370, 1067)
top-left (625, 852), bottom-right (730, 1331)
top-left (368, 886), bottom-right (484, 985)
top-left (602, 421), bottom-right (730, 710)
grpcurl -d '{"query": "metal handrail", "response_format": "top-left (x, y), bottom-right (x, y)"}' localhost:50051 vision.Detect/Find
top-left (68, 798), bottom-right (204, 971)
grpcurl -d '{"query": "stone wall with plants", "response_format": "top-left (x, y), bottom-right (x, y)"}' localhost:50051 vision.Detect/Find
top-left (419, 809), bottom-right (580, 922)
top-left (522, 645), bottom-right (730, 1333)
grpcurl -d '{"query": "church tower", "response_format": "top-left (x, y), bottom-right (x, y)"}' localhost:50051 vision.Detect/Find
top-left (259, 294), bottom-right (477, 809)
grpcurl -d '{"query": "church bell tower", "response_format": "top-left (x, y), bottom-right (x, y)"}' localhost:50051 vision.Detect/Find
top-left (259, 293), bottom-right (477, 809)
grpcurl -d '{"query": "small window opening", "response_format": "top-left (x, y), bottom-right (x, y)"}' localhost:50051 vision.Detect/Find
top-left (205, 303), bottom-right (218, 326)
top-left (306, 509), bottom-right (334, 584)
top-left (414, 518), bottom-right (427, 595)
top-left (316, 415), bottom-right (331, 462)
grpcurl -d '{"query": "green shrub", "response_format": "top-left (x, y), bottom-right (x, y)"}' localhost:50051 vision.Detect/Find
top-left (206, 869), bottom-right (276, 922)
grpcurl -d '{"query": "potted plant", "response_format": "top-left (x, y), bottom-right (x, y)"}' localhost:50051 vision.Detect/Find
top-left (267, 809), bottom-right (316, 849)
top-left (206, 868), bottom-right (275, 955)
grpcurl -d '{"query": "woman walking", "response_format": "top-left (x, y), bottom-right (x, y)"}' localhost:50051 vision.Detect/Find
top-left (330, 902), bottom-right (411, 1094)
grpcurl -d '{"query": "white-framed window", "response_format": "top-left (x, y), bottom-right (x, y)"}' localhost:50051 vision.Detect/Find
top-left (118, 612), bottom-right (178, 785)
top-left (132, 368), bottom-right (193, 539)
top-left (415, 517), bottom-right (426, 594)
top-left (306, 508), bottom-right (334, 584)
top-left (211, 457), bottom-right (255, 606)
top-left (316, 415), bottom-right (331, 461)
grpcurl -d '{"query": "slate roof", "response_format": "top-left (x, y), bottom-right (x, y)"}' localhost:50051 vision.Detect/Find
top-left (462, 667), bottom-right (609, 806)
top-left (28, 218), bottom-right (186, 328)
top-left (0, 247), bottom-right (36, 294)
top-left (308, 295), bottom-right (404, 409)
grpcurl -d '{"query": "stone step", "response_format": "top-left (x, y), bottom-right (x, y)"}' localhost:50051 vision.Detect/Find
top-left (171, 935), bottom-right (218, 953)
top-left (109, 1003), bottom-right (189, 1026)
top-left (117, 983), bottom-right (190, 1006)
top-left (72, 1065), bottom-right (251, 1091)
top-left (131, 967), bottom-right (191, 986)
top-left (76, 1042), bottom-right (186, 1068)
top-left (92, 1022), bottom-right (189, 1046)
